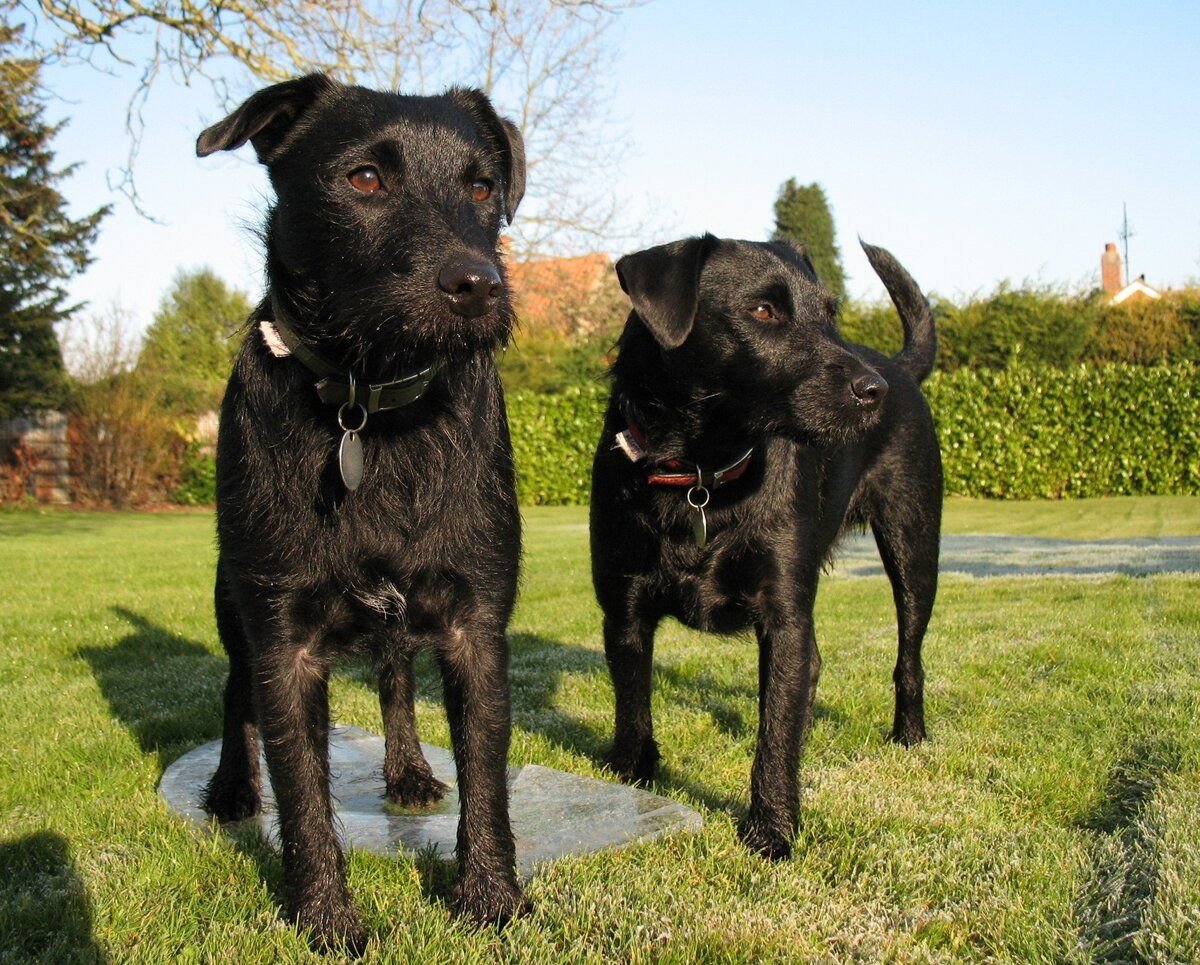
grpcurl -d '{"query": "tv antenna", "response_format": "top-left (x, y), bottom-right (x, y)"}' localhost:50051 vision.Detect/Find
top-left (1118, 203), bottom-right (1135, 285)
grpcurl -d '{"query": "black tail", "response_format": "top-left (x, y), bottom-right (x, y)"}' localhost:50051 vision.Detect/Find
top-left (860, 241), bottom-right (936, 383)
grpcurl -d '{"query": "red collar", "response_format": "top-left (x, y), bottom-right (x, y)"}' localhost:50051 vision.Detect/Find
top-left (615, 421), bottom-right (754, 489)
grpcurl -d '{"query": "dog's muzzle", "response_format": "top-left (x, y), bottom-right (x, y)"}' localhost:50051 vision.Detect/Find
top-left (850, 372), bottom-right (888, 410)
top-left (438, 255), bottom-right (503, 318)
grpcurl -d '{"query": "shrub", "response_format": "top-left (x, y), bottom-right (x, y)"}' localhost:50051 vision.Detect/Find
top-left (925, 362), bottom-right (1200, 498)
top-left (507, 363), bottom-right (1200, 504)
top-left (172, 441), bottom-right (216, 506)
top-left (936, 282), bottom-right (1099, 371)
top-left (499, 326), bottom-right (620, 394)
top-left (834, 284), bottom-right (1200, 372)
top-left (1087, 291), bottom-right (1200, 366)
top-left (500, 262), bottom-right (627, 394)
top-left (508, 382), bottom-right (607, 505)
top-left (838, 299), bottom-right (905, 356)
top-left (61, 307), bottom-right (181, 507)
top-left (70, 371), bottom-right (180, 507)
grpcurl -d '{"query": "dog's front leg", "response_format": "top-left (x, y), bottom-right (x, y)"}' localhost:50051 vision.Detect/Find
top-left (740, 613), bottom-right (819, 860)
top-left (438, 627), bottom-right (526, 925)
top-left (379, 651), bottom-right (449, 807)
top-left (255, 637), bottom-right (366, 954)
top-left (602, 610), bottom-right (660, 785)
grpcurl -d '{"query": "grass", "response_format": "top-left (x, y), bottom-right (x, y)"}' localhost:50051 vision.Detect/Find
top-left (941, 495), bottom-right (1200, 539)
top-left (1, 496), bottom-right (1198, 961)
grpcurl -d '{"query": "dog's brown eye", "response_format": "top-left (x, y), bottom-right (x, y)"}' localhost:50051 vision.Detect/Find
top-left (348, 167), bottom-right (382, 194)
top-left (471, 179), bottom-right (493, 202)
top-left (751, 304), bottom-right (776, 321)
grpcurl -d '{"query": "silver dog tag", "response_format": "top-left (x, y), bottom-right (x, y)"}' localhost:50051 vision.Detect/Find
top-left (339, 430), bottom-right (363, 491)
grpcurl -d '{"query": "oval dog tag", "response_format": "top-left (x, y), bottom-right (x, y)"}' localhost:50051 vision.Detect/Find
top-left (339, 430), bottom-right (363, 491)
top-left (692, 506), bottom-right (707, 549)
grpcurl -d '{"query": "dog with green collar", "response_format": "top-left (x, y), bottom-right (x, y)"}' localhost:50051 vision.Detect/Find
top-left (196, 72), bottom-right (527, 953)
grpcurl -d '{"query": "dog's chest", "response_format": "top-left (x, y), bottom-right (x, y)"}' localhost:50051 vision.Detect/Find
top-left (660, 536), bottom-right (776, 634)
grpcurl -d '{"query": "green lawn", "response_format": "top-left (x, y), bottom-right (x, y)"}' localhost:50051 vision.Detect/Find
top-left (2, 498), bottom-right (1199, 961)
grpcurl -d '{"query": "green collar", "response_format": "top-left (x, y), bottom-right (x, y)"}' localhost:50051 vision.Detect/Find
top-left (266, 298), bottom-right (442, 414)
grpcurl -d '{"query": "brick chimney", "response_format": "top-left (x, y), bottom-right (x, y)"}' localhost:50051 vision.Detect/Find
top-left (1101, 242), bottom-right (1123, 294)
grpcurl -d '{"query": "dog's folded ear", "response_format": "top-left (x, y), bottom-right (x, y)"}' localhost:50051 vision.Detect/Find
top-left (496, 116), bottom-right (526, 225)
top-left (449, 89), bottom-right (527, 224)
top-left (196, 73), bottom-right (336, 163)
top-left (615, 234), bottom-right (719, 350)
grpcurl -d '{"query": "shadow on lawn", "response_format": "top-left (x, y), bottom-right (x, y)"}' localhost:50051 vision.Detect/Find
top-left (79, 610), bottom-right (843, 867)
top-left (1074, 736), bottom-right (1183, 962)
top-left (79, 607), bottom-right (849, 825)
top-left (504, 631), bottom-right (845, 819)
top-left (77, 607), bottom-right (225, 773)
top-left (76, 610), bottom-right (296, 928)
top-left (0, 830), bottom-right (107, 962)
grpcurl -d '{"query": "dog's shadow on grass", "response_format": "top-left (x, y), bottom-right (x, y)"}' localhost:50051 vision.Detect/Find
top-left (0, 830), bottom-right (107, 962)
top-left (1074, 736), bottom-right (1183, 959)
top-left (77, 607), bottom-right (225, 773)
top-left (502, 631), bottom-right (845, 819)
top-left (507, 631), bottom-right (612, 760)
top-left (77, 609), bottom-right (295, 920)
top-left (78, 609), bottom-right (844, 825)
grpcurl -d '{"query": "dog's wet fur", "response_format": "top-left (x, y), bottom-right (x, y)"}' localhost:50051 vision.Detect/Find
top-left (591, 235), bottom-right (942, 859)
top-left (197, 73), bottom-right (528, 953)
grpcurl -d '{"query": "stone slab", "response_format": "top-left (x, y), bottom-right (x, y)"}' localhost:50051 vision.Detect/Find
top-left (159, 725), bottom-right (702, 876)
top-left (830, 532), bottom-right (1200, 579)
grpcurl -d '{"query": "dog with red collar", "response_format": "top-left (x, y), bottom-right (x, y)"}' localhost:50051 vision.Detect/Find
top-left (590, 234), bottom-right (942, 860)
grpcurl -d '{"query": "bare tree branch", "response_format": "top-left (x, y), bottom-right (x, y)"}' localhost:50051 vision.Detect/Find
top-left (9, 0), bottom-right (650, 256)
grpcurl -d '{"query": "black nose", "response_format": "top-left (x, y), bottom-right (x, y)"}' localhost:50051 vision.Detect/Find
top-left (850, 372), bottom-right (889, 409)
top-left (438, 256), bottom-right (503, 318)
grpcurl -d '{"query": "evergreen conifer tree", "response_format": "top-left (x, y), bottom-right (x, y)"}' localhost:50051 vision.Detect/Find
top-left (771, 179), bottom-right (846, 301)
top-left (0, 23), bottom-right (107, 418)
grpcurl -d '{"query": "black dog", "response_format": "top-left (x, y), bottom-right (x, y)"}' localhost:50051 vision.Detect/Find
top-left (591, 235), bottom-right (942, 859)
top-left (196, 74), bottom-right (527, 951)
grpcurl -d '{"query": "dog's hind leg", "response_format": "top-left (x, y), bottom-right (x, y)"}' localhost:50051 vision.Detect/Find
top-left (379, 651), bottom-right (449, 807)
top-left (871, 509), bottom-right (940, 747)
top-left (203, 560), bottom-right (262, 823)
top-left (255, 631), bottom-right (366, 953)
top-left (438, 627), bottom-right (527, 925)
top-left (602, 609), bottom-right (660, 785)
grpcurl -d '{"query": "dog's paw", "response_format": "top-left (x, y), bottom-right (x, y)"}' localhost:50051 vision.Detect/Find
top-left (888, 719), bottom-right (927, 747)
top-left (202, 778), bottom-right (261, 824)
top-left (450, 871), bottom-right (530, 927)
top-left (293, 895), bottom-right (369, 957)
top-left (385, 766), bottom-right (450, 809)
top-left (738, 814), bottom-right (794, 862)
top-left (605, 737), bottom-right (660, 786)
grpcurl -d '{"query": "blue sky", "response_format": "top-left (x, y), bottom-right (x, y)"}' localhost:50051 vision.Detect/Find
top-left (35, 0), bottom-right (1200, 335)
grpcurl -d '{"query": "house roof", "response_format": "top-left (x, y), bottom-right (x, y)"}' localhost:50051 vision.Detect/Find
top-left (1111, 276), bottom-right (1162, 305)
top-left (506, 252), bottom-right (612, 328)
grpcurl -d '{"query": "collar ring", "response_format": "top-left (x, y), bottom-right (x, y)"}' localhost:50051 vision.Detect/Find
top-left (337, 401), bottom-right (368, 433)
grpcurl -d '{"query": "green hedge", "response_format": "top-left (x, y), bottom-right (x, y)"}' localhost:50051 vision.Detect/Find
top-left (509, 363), bottom-right (1200, 504)
top-left (926, 362), bottom-right (1200, 498)
top-left (508, 383), bottom-right (608, 505)
top-left (839, 287), bottom-right (1200, 372)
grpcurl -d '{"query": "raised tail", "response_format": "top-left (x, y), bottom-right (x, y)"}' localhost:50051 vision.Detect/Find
top-left (860, 241), bottom-right (937, 383)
